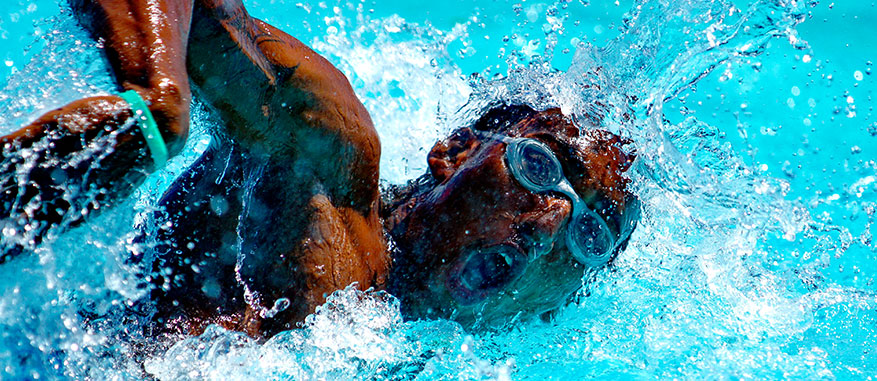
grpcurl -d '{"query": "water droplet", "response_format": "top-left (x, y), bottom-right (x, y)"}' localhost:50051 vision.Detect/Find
top-left (274, 298), bottom-right (291, 312)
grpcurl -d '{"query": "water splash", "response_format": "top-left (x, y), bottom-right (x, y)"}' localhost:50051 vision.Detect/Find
top-left (144, 286), bottom-right (511, 380)
top-left (310, 10), bottom-right (473, 184)
top-left (1, 0), bottom-right (875, 379)
top-left (0, 10), bottom-right (115, 130)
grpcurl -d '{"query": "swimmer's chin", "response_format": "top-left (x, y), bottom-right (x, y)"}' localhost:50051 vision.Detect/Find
top-left (406, 296), bottom-right (555, 331)
top-left (393, 272), bottom-right (557, 330)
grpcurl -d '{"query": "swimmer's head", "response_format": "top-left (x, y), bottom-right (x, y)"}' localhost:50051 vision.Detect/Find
top-left (384, 104), bottom-right (639, 327)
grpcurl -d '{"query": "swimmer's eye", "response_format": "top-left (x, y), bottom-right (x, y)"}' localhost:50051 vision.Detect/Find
top-left (459, 246), bottom-right (526, 292)
top-left (506, 138), bottom-right (564, 192)
top-left (565, 210), bottom-right (616, 267)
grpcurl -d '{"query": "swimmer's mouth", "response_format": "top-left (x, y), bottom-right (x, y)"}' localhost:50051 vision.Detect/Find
top-left (447, 243), bottom-right (526, 306)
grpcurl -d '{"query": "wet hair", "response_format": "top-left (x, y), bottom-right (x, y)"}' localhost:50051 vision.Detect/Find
top-left (469, 104), bottom-right (541, 133)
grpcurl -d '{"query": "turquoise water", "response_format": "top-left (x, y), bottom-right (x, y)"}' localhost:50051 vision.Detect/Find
top-left (1, 0), bottom-right (875, 379)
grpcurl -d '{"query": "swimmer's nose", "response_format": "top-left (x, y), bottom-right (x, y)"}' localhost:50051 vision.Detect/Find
top-left (516, 197), bottom-right (572, 257)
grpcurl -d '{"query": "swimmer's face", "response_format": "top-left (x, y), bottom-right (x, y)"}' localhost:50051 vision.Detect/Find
top-left (387, 107), bottom-right (638, 327)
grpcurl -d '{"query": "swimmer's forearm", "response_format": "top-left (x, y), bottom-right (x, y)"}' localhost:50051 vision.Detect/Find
top-left (0, 94), bottom-right (187, 257)
top-left (0, 0), bottom-right (194, 260)
top-left (0, 0), bottom-right (193, 219)
top-left (2, 94), bottom-right (187, 162)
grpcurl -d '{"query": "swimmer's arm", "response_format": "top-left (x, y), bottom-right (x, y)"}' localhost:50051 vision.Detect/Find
top-left (189, 0), bottom-right (380, 211)
top-left (0, 98), bottom-right (147, 237)
top-left (1, 93), bottom-right (187, 161)
top-left (192, 0), bottom-right (375, 147)
top-left (0, 94), bottom-right (186, 261)
top-left (0, 0), bottom-right (192, 258)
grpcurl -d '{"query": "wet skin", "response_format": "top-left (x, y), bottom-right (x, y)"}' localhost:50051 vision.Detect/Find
top-left (0, 0), bottom-right (193, 256)
top-left (0, 0), bottom-right (637, 337)
top-left (1, 0), bottom-right (387, 337)
top-left (386, 107), bottom-right (637, 326)
top-left (143, 0), bottom-right (390, 336)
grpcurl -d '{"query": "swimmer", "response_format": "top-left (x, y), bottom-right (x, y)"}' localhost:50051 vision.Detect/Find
top-left (0, 0), bottom-right (639, 337)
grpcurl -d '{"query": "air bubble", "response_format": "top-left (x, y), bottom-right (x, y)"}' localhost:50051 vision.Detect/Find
top-left (273, 298), bottom-right (291, 312)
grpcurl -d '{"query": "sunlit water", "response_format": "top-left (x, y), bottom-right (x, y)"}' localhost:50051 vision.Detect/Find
top-left (1, 0), bottom-right (876, 379)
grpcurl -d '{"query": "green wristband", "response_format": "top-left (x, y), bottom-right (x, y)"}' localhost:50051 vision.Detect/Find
top-left (118, 90), bottom-right (169, 169)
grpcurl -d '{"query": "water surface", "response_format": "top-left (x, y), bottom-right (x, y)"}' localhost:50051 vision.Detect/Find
top-left (1, 0), bottom-right (875, 379)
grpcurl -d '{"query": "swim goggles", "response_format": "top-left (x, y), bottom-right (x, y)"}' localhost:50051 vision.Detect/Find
top-left (488, 133), bottom-right (625, 267)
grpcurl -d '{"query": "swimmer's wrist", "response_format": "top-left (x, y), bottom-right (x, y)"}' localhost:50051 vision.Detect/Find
top-left (118, 90), bottom-right (169, 169)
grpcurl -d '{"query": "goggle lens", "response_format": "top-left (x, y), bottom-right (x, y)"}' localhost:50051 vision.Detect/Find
top-left (566, 212), bottom-right (615, 267)
top-left (503, 137), bottom-right (618, 267)
top-left (508, 139), bottom-right (564, 192)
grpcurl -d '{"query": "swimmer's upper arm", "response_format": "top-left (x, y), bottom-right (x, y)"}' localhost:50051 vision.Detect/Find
top-left (253, 20), bottom-right (382, 212)
top-left (187, 7), bottom-right (380, 214)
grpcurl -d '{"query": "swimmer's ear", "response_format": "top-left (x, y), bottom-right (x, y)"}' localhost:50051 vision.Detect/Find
top-left (427, 128), bottom-right (480, 182)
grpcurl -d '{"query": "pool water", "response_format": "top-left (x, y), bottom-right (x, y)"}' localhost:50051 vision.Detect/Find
top-left (1, 0), bottom-right (875, 379)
